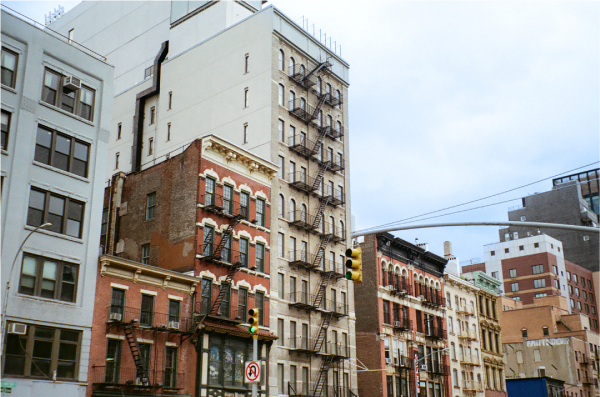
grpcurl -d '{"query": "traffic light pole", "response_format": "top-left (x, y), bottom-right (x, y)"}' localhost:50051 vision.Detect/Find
top-left (252, 335), bottom-right (258, 397)
top-left (351, 220), bottom-right (599, 238)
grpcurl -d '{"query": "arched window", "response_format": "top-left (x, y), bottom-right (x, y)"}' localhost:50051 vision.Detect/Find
top-left (339, 220), bottom-right (344, 238)
top-left (326, 83), bottom-right (331, 94)
top-left (336, 89), bottom-right (341, 108)
top-left (317, 76), bottom-right (322, 94)
top-left (336, 120), bottom-right (342, 137)
top-left (451, 342), bottom-right (456, 360)
top-left (290, 57), bottom-right (295, 73)
top-left (300, 64), bottom-right (305, 75)
top-left (289, 90), bottom-right (295, 108)
top-left (382, 264), bottom-right (387, 286)
top-left (278, 194), bottom-right (285, 218)
top-left (329, 216), bottom-right (335, 234)
top-left (279, 50), bottom-right (285, 71)
top-left (301, 204), bottom-right (307, 223)
top-left (452, 369), bottom-right (458, 387)
top-left (327, 115), bottom-right (332, 127)
top-left (289, 199), bottom-right (296, 220)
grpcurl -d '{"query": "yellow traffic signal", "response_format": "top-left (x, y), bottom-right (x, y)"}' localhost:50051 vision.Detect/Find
top-left (248, 308), bottom-right (259, 335)
top-left (345, 247), bottom-right (362, 283)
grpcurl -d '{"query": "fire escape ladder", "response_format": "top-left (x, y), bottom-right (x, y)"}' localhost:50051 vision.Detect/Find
top-left (207, 216), bottom-right (242, 260)
top-left (310, 162), bottom-right (330, 193)
top-left (312, 265), bottom-right (333, 308)
top-left (123, 324), bottom-right (149, 385)
top-left (310, 93), bottom-right (328, 123)
top-left (313, 354), bottom-right (336, 397)
top-left (311, 196), bottom-right (331, 231)
top-left (209, 263), bottom-right (242, 315)
top-left (310, 125), bottom-right (329, 158)
top-left (313, 310), bottom-right (334, 352)
top-left (305, 60), bottom-right (332, 81)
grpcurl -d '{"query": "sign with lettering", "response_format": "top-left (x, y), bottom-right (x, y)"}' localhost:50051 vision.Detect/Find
top-left (526, 338), bottom-right (569, 347)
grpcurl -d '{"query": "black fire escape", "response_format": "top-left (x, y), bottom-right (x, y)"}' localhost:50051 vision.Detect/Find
top-left (287, 59), bottom-right (349, 397)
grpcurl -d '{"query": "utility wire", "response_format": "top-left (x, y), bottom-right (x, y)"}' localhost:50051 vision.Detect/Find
top-left (354, 161), bottom-right (599, 234)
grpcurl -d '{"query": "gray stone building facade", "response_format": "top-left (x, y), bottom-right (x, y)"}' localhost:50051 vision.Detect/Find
top-left (1, 9), bottom-right (113, 397)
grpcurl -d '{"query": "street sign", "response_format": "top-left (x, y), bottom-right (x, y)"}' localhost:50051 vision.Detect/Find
top-left (245, 361), bottom-right (260, 383)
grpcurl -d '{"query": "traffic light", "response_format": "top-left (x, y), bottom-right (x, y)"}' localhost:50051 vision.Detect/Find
top-left (248, 308), bottom-right (259, 335)
top-left (345, 247), bottom-right (362, 283)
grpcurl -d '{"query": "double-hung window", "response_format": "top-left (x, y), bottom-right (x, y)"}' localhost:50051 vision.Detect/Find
top-left (105, 339), bottom-right (121, 383)
top-left (1, 110), bottom-right (11, 150)
top-left (3, 323), bottom-right (81, 379)
top-left (240, 191), bottom-right (249, 220)
top-left (255, 291), bottom-right (265, 325)
top-left (35, 125), bottom-right (90, 177)
top-left (27, 188), bottom-right (85, 238)
top-left (533, 279), bottom-right (546, 289)
top-left (42, 68), bottom-right (95, 121)
top-left (146, 192), bottom-right (156, 219)
top-left (140, 294), bottom-right (154, 327)
top-left (223, 184), bottom-right (233, 215)
top-left (532, 264), bottom-right (544, 275)
top-left (239, 238), bottom-right (249, 267)
top-left (110, 288), bottom-right (125, 320)
top-left (200, 278), bottom-right (212, 314)
top-left (169, 299), bottom-right (181, 324)
top-left (203, 225), bottom-right (214, 256)
top-left (256, 198), bottom-right (265, 227)
top-left (255, 243), bottom-right (265, 273)
top-left (1, 49), bottom-right (18, 88)
top-left (19, 253), bottom-right (78, 302)
top-left (164, 347), bottom-right (178, 388)
top-left (204, 177), bottom-right (216, 206)
top-left (218, 283), bottom-right (230, 317)
top-left (238, 287), bottom-right (248, 319)
top-left (141, 244), bottom-right (150, 264)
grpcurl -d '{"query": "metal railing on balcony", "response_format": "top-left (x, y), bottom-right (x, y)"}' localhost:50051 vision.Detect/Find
top-left (392, 318), bottom-right (412, 331)
top-left (288, 210), bottom-right (319, 232)
top-left (106, 306), bottom-right (192, 333)
top-left (462, 380), bottom-right (484, 391)
top-left (289, 134), bottom-right (318, 158)
top-left (393, 355), bottom-right (412, 369)
top-left (314, 155), bottom-right (344, 173)
top-left (199, 193), bottom-right (248, 220)
top-left (201, 247), bottom-right (247, 268)
top-left (288, 292), bottom-right (320, 311)
top-left (318, 124), bottom-right (344, 140)
top-left (199, 306), bottom-right (244, 323)
top-left (289, 383), bottom-right (358, 397)
top-left (288, 336), bottom-right (315, 354)
top-left (289, 64), bottom-right (317, 89)
top-left (389, 280), bottom-right (412, 296)
top-left (289, 172), bottom-right (318, 193)
top-left (428, 362), bottom-right (447, 376)
top-left (289, 98), bottom-right (317, 123)
top-left (319, 222), bottom-right (346, 243)
top-left (321, 298), bottom-right (349, 318)
top-left (421, 290), bottom-right (445, 307)
top-left (424, 326), bottom-right (446, 340)
top-left (318, 185), bottom-right (345, 207)
top-left (90, 366), bottom-right (185, 391)
top-left (289, 250), bottom-right (317, 269)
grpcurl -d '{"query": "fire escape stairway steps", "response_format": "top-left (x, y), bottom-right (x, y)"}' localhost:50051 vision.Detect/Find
top-left (311, 196), bottom-right (330, 231)
top-left (209, 216), bottom-right (242, 260)
top-left (209, 263), bottom-right (242, 315)
top-left (304, 60), bottom-right (331, 82)
top-left (313, 354), bottom-right (336, 397)
top-left (123, 324), bottom-right (149, 385)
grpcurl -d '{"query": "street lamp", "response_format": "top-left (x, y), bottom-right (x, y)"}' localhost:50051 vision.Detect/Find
top-left (2, 223), bottom-right (52, 335)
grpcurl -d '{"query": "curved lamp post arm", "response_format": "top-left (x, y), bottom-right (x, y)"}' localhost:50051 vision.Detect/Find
top-left (2, 223), bottom-right (52, 330)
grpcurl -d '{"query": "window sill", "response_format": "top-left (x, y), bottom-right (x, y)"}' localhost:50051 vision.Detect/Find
top-left (39, 100), bottom-right (94, 126)
top-left (25, 225), bottom-right (84, 244)
top-left (2, 149), bottom-right (8, 156)
top-left (32, 161), bottom-right (90, 182)
top-left (1, 85), bottom-right (17, 94)
top-left (16, 293), bottom-right (77, 306)
top-left (1, 375), bottom-right (85, 385)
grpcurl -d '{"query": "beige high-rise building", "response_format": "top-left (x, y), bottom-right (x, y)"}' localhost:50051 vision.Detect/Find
top-left (50, 2), bottom-right (355, 396)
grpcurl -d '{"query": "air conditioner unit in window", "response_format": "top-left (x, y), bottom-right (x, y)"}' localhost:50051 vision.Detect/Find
top-left (420, 364), bottom-right (428, 371)
top-left (63, 75), bottom-right (81, 90)
top-left (385, 358), bottom-right (392, 365)
top-left (395, 321), bottom-right (401, 327)
top-left (167, 321), bottom-right (180, 330)
top-left (109, 313), bottom-right (122, 322)
top-left (7, 323), bottom-right (27, 335)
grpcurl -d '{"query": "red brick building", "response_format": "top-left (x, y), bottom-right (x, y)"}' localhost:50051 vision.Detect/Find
top-left (88, 255), bottom-right (199, 396)
top-left (355, 233), bottom-right (449, 397)
top-left (97, 135), bottom-right (278, 396)
top-left (565, 260), bottom-right (599, 330)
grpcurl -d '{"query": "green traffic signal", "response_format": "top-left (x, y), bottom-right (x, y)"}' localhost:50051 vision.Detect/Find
top-left (345, 247), bottom-right (362, 283)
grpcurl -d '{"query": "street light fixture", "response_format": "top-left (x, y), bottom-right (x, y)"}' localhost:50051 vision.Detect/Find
top-left (2, 223), bottom-right (52, 336)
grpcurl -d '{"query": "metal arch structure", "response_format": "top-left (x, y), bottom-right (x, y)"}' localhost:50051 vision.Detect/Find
top-left (351, 221), bottom-right (599, 238)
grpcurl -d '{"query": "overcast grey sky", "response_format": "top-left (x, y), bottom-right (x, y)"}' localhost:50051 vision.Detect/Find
top-left (5, 1), bottom-right (599, 264)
